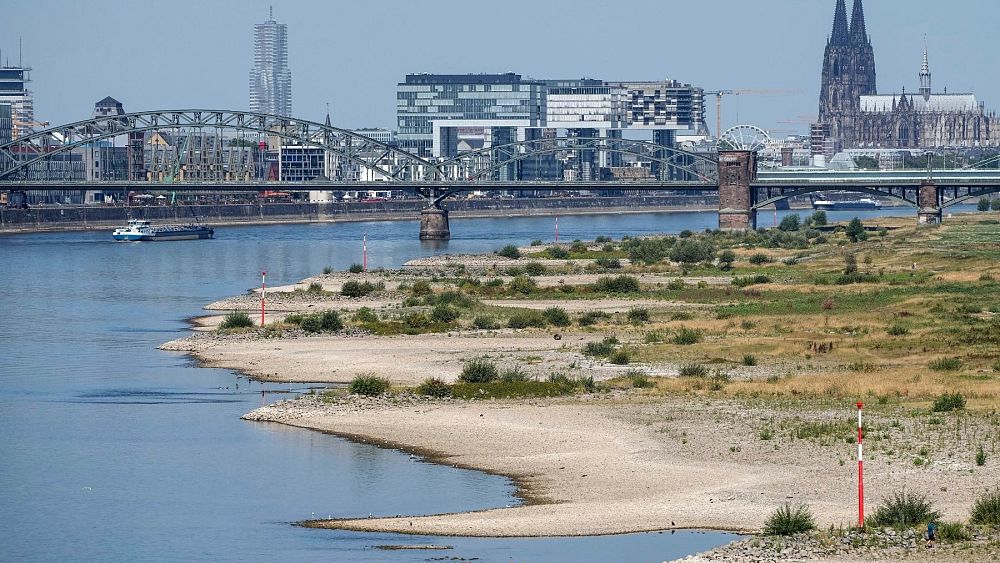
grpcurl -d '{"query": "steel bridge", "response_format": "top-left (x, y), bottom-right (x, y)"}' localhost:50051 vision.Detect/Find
top-left (3, 109), bottom-right (1000, 236)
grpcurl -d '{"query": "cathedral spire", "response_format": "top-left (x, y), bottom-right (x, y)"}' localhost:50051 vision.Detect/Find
top-left (919, 40), bottom-right (932, 100)
top-left (830, 0), bottom-right (850, 45)
top-left (849, 0), bottom-right (868, 43)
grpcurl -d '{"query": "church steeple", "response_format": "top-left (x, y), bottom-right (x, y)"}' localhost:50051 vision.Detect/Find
top-left (919, 41), bottom-right (932, 100)
top-left (849, 0), bottom-right (868, 44)
top-left (830, 0), bottom-right (850, 45)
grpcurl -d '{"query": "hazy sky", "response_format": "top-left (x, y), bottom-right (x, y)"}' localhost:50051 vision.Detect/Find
top-left (3, 0), bottom-right (997, 136)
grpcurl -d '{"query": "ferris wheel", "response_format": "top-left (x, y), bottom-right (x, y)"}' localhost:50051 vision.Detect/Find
top-left (717, 125), bottom-right (772, 152)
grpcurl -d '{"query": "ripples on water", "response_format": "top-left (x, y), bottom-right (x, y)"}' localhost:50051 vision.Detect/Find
top-left (2, 207), bottom-right (940, 561)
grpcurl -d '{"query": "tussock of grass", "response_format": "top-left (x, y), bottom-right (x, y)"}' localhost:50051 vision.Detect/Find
top-left (763, 503), bottom-right (815, 536)
top-left (869, 490), bottom-right (939, 527)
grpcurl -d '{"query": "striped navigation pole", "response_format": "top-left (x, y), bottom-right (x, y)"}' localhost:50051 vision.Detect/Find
top-left (857, 401), bottom-right (865, 527)
top-left (363, 234), bottom-right (368, 272)
top-left (555, 217), bottom-right (559, 243)
top-left (260, 271), bottom-right (267, 327)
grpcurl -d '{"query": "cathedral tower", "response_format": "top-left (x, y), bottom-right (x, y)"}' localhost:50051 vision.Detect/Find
top-left (818, 0), bottom-right (876, 151)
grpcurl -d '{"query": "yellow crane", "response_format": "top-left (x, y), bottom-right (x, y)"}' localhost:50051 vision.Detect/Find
top-left (704, 89), bottom-right (804, 138)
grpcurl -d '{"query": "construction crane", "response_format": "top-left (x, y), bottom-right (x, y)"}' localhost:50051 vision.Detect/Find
top-left (704, 89), bottom-right (804, 138)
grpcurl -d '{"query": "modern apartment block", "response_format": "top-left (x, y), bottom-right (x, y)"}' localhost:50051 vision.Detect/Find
top-left (396, 73), bottom-right (546, 158)
top-left (0, 64), bottom-right (35, 139)
top-left (0, 102), bottom-right (12, 145)
top-left (249, 8), bottom-right (292, 116)
top-left (396, 73), bottom-right (705, 161)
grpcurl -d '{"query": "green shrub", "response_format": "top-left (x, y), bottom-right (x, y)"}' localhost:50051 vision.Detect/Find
top-left (578, 311), bottom-right (611, 326)
top-left (869, 490), bottom-right (939, 527)
top-left (570, 241), bottom-right (588, 253)
top-left (460, 357), bottom-right (499, 383)
top-left (416, 377), bottom-right (452, 398)
top-left (430, 304), bottom-right (460, 323)
top-left (341, 280), bottom-right (384, 297)
top-left (742, 354), bottom-right (757, 366)
top-left (508, 275), bottom-right (537, 295)
top-left (322, 266), bottom-right (333, 275)
top-left (673, 328), bottom-right (702, 345)
top-left (976, 445), bottom-right (986, 467)
top-left (530, 239), bottom-right (543, 246)
top-left (887, 324), bottom-right (909, 336)
top-left (810, 210), bottom-right (828, 226)
top-left (410, 280), bottom-right (432, 296)
top-left (500, 365), bottom-right (532, 382)
top-left (979, 199), bottom-right (993, 212)
top-left (497, 244), bottom-right (521, 259)
top-left (778, 214), bottom-right (801, 232)
top-left (595, 235), bottom-right (613, 243)
top-left (628, 370), bottom-right (652, 388)
top-left (763, 504), bottom-right (816, 536)
top-left (300, 315), bottom-right (323, 333)
top-left (543, 307), bottom-right (571, 327)
top-left (594, 275), bottom-right (641, 293)
top-left (220, 311), bottom-right (255, 330)
top-left (732, 275), bottom-right (771, 287)
top-left (595, 257), bottom-right (622, 269)
top-left (524, 262), bottom-right (547, 276)
top-left (507, 310), bottom-right (548, 329)
top-left (846, 217), bottom-right (867, 243)
top-left (583, 336), bottom-right (619, 358)
top-left (349, 374), bottom-right (391, 396)
top-left (678, 363), bottom-right (707, 377)
top-left (932, 392), bottom-right (966, 412)
top-left (472, 315), bottom-right (501, 330)
top-left (403, 312), bottom-right (432, 329)
top-left (624, 237), bottom-right (674, 264)
top-left (318, 310), bottom-right (343, 331)
top-left (353, 307), bottom-right (378, 323)
top-left (306, 281), bottom-right (325, 293)
top-left (670, 311), bottom-right (694, 321)
top-left (348, 263), bottom-right (364, 273)
top-left (547, 246), bottom-right (570, 259)
top-left (971, 489), bottom-right (1000, 526)
top-left (937, 521), bottom-right (972, 542)
top-left (928, 357), bottom-right (963, 371)
top-left (608, 348), bottom-right (631, 365)
top-left (627, 308), bottom-right (650, 324)
top-left (748, 253), bottom-right (772, 265)
top-left (667, 278), bottom-right (687, 291)
top-left (718, 249), bottom-right (736, 270)
top-left (670, 239), bottom-right (715, 264)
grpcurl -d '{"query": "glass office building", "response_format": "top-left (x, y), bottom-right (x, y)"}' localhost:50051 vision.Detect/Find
top-left (396, 73), bottom-right (546, 158)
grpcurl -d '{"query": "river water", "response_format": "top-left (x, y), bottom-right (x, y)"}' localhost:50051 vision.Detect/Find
top-left (0, 206), bottom-right (950, 562)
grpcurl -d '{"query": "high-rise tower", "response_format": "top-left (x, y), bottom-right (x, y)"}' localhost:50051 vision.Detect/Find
top-left (250, 7), bottom-right (291, 116)
top-left (817, 0), bottom-right (876, 152)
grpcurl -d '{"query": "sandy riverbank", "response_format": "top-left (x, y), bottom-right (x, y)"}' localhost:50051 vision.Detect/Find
top-left (161, 222), bottom-right (1000, 560)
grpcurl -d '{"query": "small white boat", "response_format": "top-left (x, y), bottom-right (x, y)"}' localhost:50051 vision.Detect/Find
top-left (112, 219), bottom-right (214, 242)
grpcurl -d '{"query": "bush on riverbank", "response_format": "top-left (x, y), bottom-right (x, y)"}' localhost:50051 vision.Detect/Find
top-left (285, 310), bottom-right (343, 333)
top-left (971, 488), bottom-right (1000, 527)
top-left (348, 374), bottom-right (391, 396)
top-left (869, 490), bottom-right (939, 527)
top-left (763, 503), bottom-right (816, 536)
top-left (416, 377), bottom-right (452, 398)
top-left (219, 311), bottom-right (255, 330)
top-left (594, 275), bottom-right (640, 294)
top-left (341, 280), bottom-right (385, 298)
top-left (459, 357), bottom-right (499, 383)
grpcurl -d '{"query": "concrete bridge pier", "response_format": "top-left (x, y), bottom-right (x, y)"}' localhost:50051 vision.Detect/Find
top-left (419, 206), bottom-right (450, 240)
top-left (917, 180), bottom-right (941, 225)
top-left (717, 150), bottom-right (758, 231)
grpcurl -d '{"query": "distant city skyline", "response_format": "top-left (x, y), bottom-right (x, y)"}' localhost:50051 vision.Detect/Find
top-left (2, 0), bottom-right (998, 135)
top-left (249, 7), bottom-right (292, 116)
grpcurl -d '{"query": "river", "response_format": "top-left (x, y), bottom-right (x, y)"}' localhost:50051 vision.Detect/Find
top-left (0, 206), bottom-right (955, 562)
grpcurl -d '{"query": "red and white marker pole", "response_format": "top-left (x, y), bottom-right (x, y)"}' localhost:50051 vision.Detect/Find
top-left (363, 234), bottom-right (368, 272)
top-left (555, 217), bottom-right (559, 243)
top-left (857, 400), bottom-right (865, 528)
top-left (260, 271), bottom-right (267, 327)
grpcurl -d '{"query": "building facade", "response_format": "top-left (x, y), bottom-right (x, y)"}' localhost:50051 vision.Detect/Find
top-left (0, 64), bottom-right (35, 139)
top-left (397, 73), bottom-right (546, 158)
top-left (0, 102), bottom-right (12, 145)
top-left (250, 8), bottom-right (292, 116)
top-left (815, 0), bottom-right (1000, 153)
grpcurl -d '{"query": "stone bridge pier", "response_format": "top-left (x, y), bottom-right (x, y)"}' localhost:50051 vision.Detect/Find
top-left (917, 180), bottom-right (941, 225)
top-left (717, 150), bottom-right (758, 231)
top-left (419, 206), bottom-right (451, 240)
